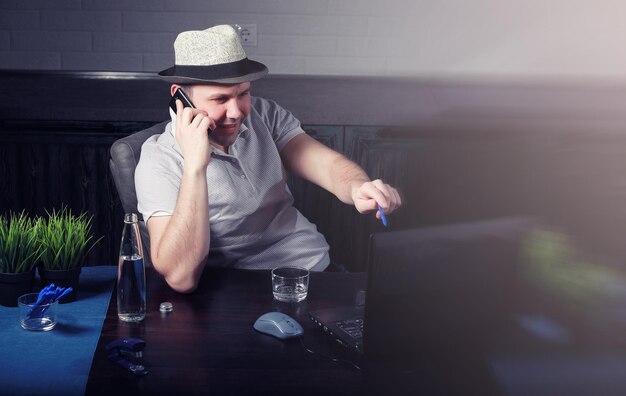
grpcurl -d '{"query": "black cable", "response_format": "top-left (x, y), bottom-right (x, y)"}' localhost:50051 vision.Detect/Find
top-left (299, 337), bottom-right (362, 371)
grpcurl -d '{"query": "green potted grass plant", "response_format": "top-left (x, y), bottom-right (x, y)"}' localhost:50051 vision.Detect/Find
top-left (37, 207), bottom-right (102, 303)
top-left (0, 212), bottom-right (42, 307)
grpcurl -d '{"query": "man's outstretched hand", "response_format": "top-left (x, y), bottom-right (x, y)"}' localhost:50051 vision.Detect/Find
top-left (351, 179), bottom-right (402, 220)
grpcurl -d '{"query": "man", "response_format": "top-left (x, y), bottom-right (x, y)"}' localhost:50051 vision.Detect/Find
top-left (135, 25), bottom-right (402, 293)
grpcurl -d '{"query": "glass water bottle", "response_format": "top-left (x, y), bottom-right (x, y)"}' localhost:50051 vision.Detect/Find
top-left (117, 213), bottom-right (146, 322)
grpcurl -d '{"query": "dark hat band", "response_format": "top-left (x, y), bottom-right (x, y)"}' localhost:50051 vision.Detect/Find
top-left (161, 57), bottom-right (257, 80)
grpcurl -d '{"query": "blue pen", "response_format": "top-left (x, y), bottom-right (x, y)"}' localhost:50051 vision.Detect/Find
top-left (56, 287), bottom-right (73, 301)
top-left (27, 285), bottom-right (74, 319)
top-left (377, 204), bottom-right (388, 227)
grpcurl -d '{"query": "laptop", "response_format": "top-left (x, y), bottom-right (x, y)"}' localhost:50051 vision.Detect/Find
top-left (309, 217), bottom-right (536, 363)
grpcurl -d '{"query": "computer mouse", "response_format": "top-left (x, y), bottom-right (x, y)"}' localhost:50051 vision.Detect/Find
top-left (253, 312), bottom-right (304, 339)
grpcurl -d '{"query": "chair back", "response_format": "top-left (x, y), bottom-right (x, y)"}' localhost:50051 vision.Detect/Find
top-left (109, 121), bottom-right (168, 265)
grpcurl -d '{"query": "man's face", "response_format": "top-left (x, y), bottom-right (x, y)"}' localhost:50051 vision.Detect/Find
top-left (183, 82), bottom-right (251, 150)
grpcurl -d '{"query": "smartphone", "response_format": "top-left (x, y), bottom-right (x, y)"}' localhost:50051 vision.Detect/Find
top-left (169, 88), bottom-right (195, 113)
top-left (169, 88), bottom-right (212, 135)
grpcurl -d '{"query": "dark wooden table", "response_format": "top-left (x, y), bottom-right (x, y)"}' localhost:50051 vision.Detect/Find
top-left (86, 267), bottom-right (369, 396)
top-left (84, 262), bottom-right (626, 396)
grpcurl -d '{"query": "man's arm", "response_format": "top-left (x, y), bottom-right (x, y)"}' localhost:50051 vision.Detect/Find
top-left (146, 169), bottom-right (209, 293)
top-left (146, 100), bottom-right (214, 293)
top-left (280, 133), bottom-right (401, 216)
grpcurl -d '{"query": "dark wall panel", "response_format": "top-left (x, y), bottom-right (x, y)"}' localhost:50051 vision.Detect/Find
top-left (4, 71), bottom-right (626, 272)
top-left (0, 121), bottom-right (152, 266)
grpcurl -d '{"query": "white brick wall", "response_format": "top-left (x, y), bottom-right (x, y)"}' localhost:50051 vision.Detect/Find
top-left (82, 0), bottom-right (164, 12)
top-left (162, 0), bottom-right (328, 15)
top-left (3, 0), bottom-right (626, 80)
top-left (122, 12), bottom-right (207, 32)
top-left (41, 11), bottom-right (121, 31)
top-left (92, 32), bottom-right (176, 53)
top-left (0, 31), bottom-right (10, 50)
top-left (62, 51), bottom-right (142, 70)
top-left (12, 31), bottom-right (92, 51)
top-left (0, 0), bottom-right (81, 11)
top-left (0, 0), bottom-right (406, 76)
top-left (0, 10), bottom-right (40, 29)
top-left (0, 51), bottom-right (60, 68)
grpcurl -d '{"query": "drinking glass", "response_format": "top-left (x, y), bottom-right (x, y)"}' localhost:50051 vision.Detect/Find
top-left (271, 267), bottom-right (309, 303)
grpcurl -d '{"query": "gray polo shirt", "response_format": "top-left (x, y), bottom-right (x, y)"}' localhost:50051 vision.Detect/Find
top-left (135, 96), bottom-right (330, 271)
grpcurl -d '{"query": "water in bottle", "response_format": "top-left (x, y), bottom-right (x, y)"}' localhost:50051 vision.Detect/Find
top-left (117, 213), bottom-right (146, 322)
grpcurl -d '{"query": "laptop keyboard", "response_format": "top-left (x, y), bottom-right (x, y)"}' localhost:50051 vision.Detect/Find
top-left (336, 318), bottom-right (364, 343)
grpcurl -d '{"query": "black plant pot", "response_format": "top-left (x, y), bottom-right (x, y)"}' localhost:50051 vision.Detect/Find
top-left (39, 266), bottom-right (81, 303)
top-left (0, 269), bottom-right (35, 307)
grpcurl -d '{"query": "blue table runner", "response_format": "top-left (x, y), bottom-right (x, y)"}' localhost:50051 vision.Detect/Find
top-left (0, 266), bottom-right (117, 396)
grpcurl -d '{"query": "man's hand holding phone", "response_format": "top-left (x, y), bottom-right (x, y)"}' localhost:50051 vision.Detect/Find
top-left (174, 98), bottom-right (216, 172)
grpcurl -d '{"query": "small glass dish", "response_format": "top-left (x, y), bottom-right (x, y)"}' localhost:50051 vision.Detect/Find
top-left (18, 292), bottom-right (58, 331)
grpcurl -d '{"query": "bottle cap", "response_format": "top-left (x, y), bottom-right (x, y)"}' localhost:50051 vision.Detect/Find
top-left (124, 213), bottom-right (139, 223)
top-left (159, 302), bottom-right (173, 313)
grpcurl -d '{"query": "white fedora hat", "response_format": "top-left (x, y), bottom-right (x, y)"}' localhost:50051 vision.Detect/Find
top-left (158, 25), bottom-right (268, 84)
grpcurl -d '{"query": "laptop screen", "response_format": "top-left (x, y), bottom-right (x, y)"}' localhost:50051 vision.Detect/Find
top-left (352, 216), bottom-right (626, 394)
top-left (363, 217), bottom-right (537, 364)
